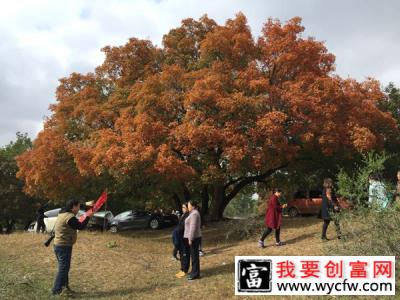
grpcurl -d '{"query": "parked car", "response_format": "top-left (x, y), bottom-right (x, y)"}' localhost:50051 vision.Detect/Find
top-left (28, 208), bottom-right (113, 233)
top-left (109, 209), bottom-right (178, 232)
top-left (39, 208), bottom-right (62, 233)
top-left (287, 190), bottom-right (351, 217)
top-left (82, 210), bottom-right (114, 231)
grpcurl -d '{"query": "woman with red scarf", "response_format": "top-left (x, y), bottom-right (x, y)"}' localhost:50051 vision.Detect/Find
top-left (258, 189), bottom-right (287, 248)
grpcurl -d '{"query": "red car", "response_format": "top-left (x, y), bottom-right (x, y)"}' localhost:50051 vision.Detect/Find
top-left (287, 190), bottom-right (351, 217)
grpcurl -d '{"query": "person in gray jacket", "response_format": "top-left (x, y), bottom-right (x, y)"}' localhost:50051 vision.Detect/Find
top-left (177, 200), bottom-right (202, 280)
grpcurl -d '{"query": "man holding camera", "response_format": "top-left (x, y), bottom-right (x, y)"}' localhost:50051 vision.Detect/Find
top-left (51, 199), bottom-right (93, 295)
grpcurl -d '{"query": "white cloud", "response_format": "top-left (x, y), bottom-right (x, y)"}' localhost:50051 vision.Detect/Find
top-left (0, 0), bottom-right (399, 146)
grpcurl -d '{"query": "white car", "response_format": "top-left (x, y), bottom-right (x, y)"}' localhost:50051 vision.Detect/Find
top-left (27, 208), bottom-right (61, 233)
top-left (28, 208), bottom-right (113, 233)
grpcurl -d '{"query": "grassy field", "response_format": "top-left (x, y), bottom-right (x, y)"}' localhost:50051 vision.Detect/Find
top-left (0, 216), bottom-right (391, 299)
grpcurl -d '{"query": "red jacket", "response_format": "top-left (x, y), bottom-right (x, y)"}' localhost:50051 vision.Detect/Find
top-left (265, 194), bottom-right (282, 229)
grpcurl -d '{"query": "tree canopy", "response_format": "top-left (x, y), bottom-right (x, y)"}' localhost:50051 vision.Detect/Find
top-left (17, 14), bottom-right (398, 220)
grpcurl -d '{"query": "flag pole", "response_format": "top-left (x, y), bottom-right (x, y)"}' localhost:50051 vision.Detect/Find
top-left (103, 189), bottom-right (108, 233)
top-left (103, 195), bottom-right (107, 233)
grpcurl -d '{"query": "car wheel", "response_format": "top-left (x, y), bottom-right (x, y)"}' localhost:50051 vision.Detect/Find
top-left (149, 218), bottom-right (160, 230)
top-left (288, 207), bottom-right (299, 217)
top-left (110, 225), bottom-right (118, 233)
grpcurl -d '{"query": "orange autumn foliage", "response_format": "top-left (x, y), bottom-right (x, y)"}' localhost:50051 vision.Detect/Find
top-left (17, 13), bottom-right (398, 219)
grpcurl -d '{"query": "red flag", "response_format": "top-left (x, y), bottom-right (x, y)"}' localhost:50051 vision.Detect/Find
top-left (79, 191), bottom-right (108, 223)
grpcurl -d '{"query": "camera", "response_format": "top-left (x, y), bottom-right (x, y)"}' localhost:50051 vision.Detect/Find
top-left (44, 233), bottom-right (55, 247)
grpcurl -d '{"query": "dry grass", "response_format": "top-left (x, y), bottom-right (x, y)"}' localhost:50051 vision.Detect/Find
top-left (0, 216), bottom-right (359, 300)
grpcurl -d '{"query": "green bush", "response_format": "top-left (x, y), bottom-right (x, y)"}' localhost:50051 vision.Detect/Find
top-left (324, 207), bottom-right (400, 295)
top-left (337, 152), bottom-right (393, 206)
top-left (329, 151), bottom-right (399, 296)
top-left (224, 216), bottom-right (263, 241)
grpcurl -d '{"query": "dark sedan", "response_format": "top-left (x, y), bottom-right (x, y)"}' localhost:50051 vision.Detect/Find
top-left (110, 210), bottom-right (178, 232)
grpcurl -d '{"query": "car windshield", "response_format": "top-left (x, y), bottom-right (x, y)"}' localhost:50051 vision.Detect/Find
top-left (132, 210), bottom-right (147, 217)
top-left (44, 208), bottom-right (61, 218)
top-left (94, 211), bottom-right (113, 218)
top-left (114, 211), bottom-right (132, 219)
top-left (294, 191), bottom-right (307, 198)
top-left (309, 190), bottom-right (322, 198)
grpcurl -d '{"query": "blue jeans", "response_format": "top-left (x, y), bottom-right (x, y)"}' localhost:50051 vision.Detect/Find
top-left (52, 245), bottom-right (72, 294)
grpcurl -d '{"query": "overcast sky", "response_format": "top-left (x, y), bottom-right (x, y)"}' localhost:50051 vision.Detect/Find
top-left (0, 0), bottom-right (399, 146)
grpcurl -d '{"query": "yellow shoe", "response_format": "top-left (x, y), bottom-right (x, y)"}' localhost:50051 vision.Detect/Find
top-left (175, 271), bottom-right (186, 278)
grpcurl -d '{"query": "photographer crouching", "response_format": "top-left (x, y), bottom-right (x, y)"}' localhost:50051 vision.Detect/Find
top-left (51, 199), bottom-right (93, 295)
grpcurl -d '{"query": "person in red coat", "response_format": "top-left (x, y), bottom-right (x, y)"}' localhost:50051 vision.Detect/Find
top-left (258, 189), bottom-right (287, 248)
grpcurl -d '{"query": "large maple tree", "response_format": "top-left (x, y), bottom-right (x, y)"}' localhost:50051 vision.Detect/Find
top-left (17, 14), bottom-right (398, 220)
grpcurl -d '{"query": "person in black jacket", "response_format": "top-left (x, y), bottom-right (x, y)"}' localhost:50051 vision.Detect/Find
top-left (319, 178), bottom-right (341, 240)
top-left (172, 203), bottom-right (189, 261)
top-left (36, 202), bottom-right (49, 233)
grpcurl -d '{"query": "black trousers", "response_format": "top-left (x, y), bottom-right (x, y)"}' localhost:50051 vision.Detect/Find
top-left (260, 227), bottom-right (280, 243)
top-left (36, 218), bottom-right (46, 233)
top-left (172, 245), bottom-right (180, 258)
top-left (182, 237), bottom-right (201, 278)
top-left (322, 218), bottom-right (341, 238)
top-left (172, 230), bottom-right (184, 258)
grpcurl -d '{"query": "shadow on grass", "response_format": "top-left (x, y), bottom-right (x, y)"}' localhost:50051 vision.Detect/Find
top-left (72, 282), bottom-right (179, 299)
top-left (71, 262), bottom-right (235, 299)
top-left (205, 243), bottom-right (237, 255)
top-left (201, 262), bottom-right (235, 279)
top-left (283, 232), bottom-right (317, 245)
top-left (282, 216), bottom-right (321, 229)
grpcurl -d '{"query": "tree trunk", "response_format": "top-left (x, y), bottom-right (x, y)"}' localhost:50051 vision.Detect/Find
top-left (172, 193), bottom-right (182, 211)
top-left (182, 183), bottom-right (191, 201)
top-left (200, 185), bottom-right (209, 216)
top-left (200, 185), bottom-right (210, 225)
top-left (207, 165), bottom-right (289, 221)
top-left (208, 185), bottom-right (226, 221)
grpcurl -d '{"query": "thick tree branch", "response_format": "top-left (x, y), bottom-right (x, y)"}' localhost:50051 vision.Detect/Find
top-left (224, 176), bottom-right (246, 189)
top-left (224, 163), bottom-right (289, 203)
